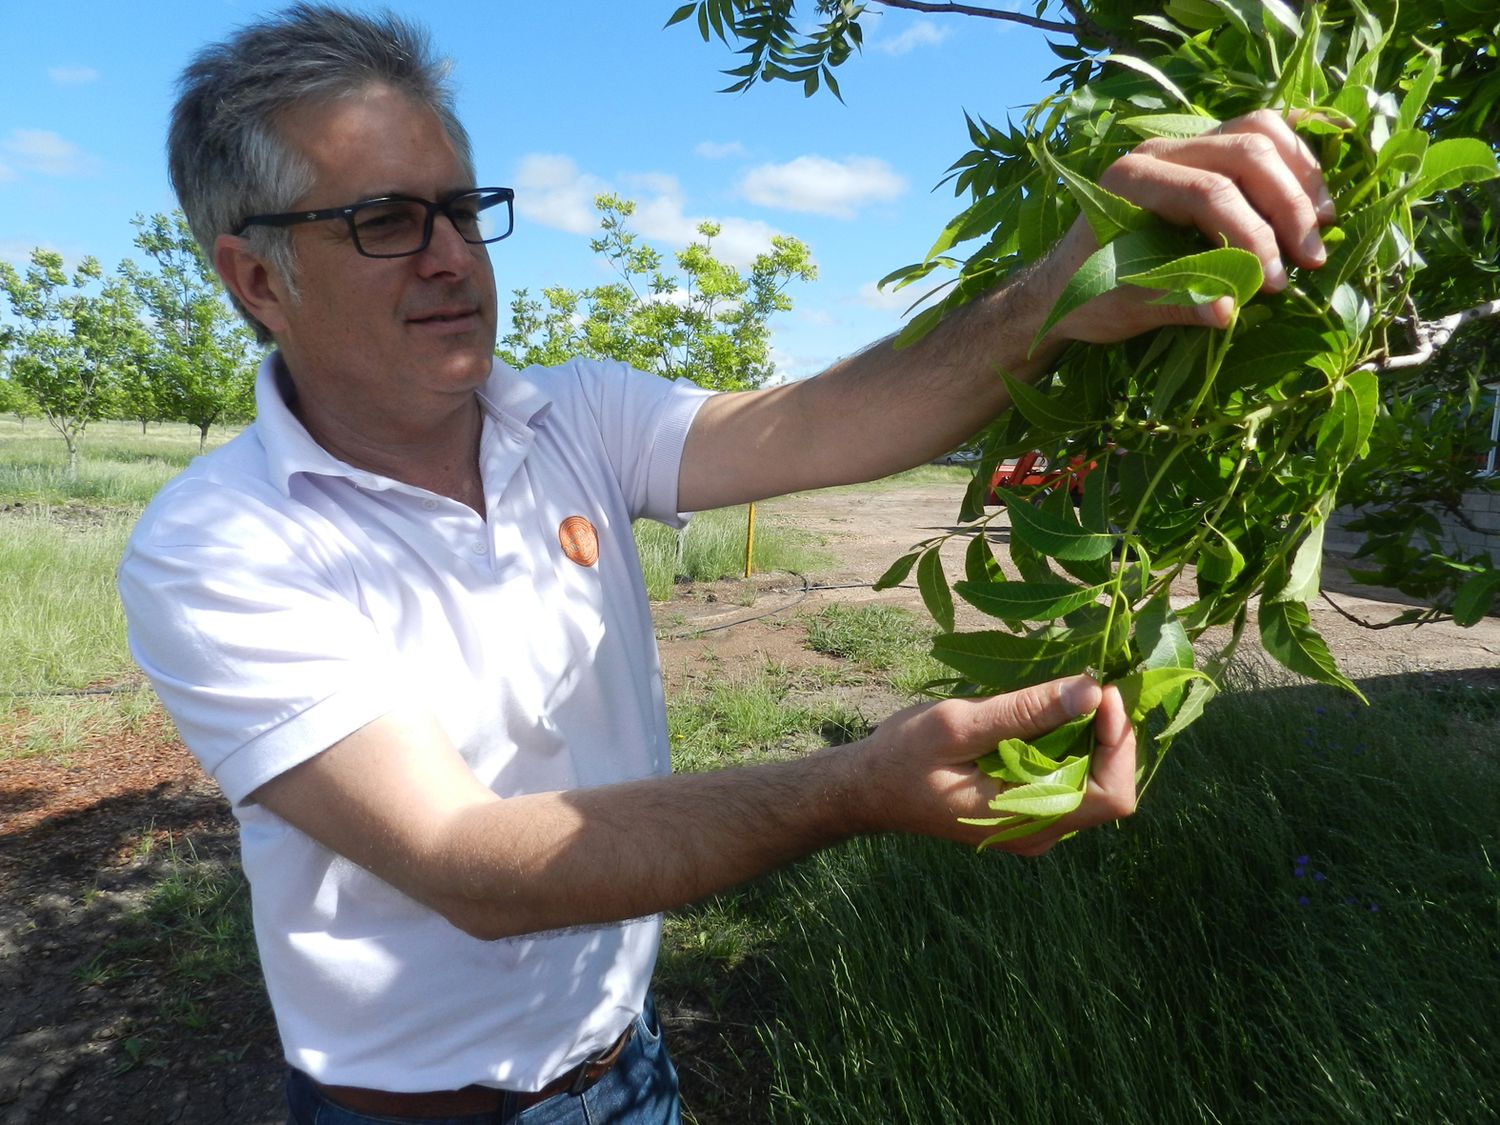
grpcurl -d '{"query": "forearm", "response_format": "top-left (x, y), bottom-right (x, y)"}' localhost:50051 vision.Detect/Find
top-left (426, 743), bottom-right (869, 940)
top-left (679, 253), bottom-right (1074, 510)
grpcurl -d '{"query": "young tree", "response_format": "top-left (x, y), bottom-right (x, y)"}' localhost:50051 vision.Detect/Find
top-left (501, 194), bottom-right (817, 391)
top-left (125, 212), bottom-right (260, 451)
top-left (676, 0), bottom-right (1500, 829)
top-left (0, 251), bottom-right (124, 477)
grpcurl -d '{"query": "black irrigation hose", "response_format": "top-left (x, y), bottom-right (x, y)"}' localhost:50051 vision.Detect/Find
top-left (657, 573), bottom-right (915, 640)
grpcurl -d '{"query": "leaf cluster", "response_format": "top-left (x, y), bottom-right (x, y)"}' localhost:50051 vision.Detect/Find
top-left (499, 194), bottom-right (817, 391)
top-left (863, 1), bottom-right (1498, 829)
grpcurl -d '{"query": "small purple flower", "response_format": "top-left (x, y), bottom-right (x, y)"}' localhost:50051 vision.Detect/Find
top-left (1314, 871), bottom-right (1326, 882)
top-left (1296, 855), bottom-right (1309, 866)
top-left (1369, 903), bottom-right (1379, 913)
top-left (1297, 896), bottom-right (1310, 906)
top-left (1294, 867), bottom-right (1306, 878)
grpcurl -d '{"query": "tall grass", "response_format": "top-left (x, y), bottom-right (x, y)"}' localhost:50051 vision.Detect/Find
top-left (634, 507), bottom-right (829, 601)
top-left (751, 667), bottom-right (1500, 1124)
top-left (0, 513), bottom-right (135, 695)
top-left (0, 417), bottom-right (236, 506)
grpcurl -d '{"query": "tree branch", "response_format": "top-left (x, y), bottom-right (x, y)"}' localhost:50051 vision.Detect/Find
top-left (1359, 297), bottom-right (1500, 372)
top-left (871, 0), bottom-right (1079, 39)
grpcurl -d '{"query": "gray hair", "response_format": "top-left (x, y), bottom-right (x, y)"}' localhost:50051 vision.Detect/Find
top-left (168, 3), bottom-right (475, 344)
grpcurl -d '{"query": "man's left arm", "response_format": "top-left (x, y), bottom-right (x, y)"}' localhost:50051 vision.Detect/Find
top-left (679, 110), bottom-right (1334, 512)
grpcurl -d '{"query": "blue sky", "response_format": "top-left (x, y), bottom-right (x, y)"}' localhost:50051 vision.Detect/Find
top-left (1, 1), bottom-right (1062, 380)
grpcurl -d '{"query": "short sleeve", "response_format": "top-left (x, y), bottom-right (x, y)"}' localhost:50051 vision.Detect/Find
top-left (118, 482), bottom-right (410, 806)
top-left (549, 360), bottom-right (714, 526)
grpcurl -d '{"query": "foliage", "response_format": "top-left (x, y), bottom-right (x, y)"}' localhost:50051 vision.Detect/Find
top-left (677, 1), bottom-right (1500, 835)
top-left (0, 251), bottom-right (133, 478)
top-left (500, 194), bottom-right (816, 391)
top-left (124, 212), bottom-right (259, 450)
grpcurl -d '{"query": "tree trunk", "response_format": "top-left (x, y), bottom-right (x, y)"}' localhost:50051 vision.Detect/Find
top-left (199, 421), bottom-right (211, 453)
top-left (65, 435), bottom-right (79, 481)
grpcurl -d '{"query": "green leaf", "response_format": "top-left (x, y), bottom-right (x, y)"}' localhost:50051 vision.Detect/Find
top-left (1198, 526), bottom-right (1246, 585)
top-left (1001, 370), bottom-right (1085, 436)
top-left (1118, 114), bottom-right (1220, 140)
top-left (1453, 570), bottom-right (1500, 627)
top-left (873, 550), bottom-right (919, 592)
top-left (1113, 667), bottom-right (1212, 723)
top-left (1030, 141), bottom-right (1151, 245)
top-left (986, 781), bottom-right (1087, 818)
top-left (1155, 675), bottom-right (1219, 741)
top-left (931, 630), bottom-right (1095, 688)
top-left (1271, 493), bottom-right (1335, 604)
top-left (1136, 594), bottom-right (1194, 671)
top-left (964, 531), bottom-right (1003, 586)
top-left (1119, 247), bottom-right (1264, 308)
top-left (1032, 713), bottom-right (1095, 759)
top-left (1102, 53), bottom-right (1196, 109)
top-left (1415, 138), bottom-right (1500, 194)
top-left (917, 547), bottom-right (955, 633)
top-left (1258, 599), bottom-right (1367, 701)
top-left (665, 2), bottom-right (698, 29)
top-left (1007, 499), bottom-right (1116, 561)
top-left (1217, 322), bottom-right (1330, 396)
top-left (1396, 48), bottom-right (1440, 133)
top-left (954, 579), bottom-right (1108, 621)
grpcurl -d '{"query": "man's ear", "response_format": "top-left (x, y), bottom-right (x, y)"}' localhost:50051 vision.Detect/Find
top-left (214, 234), bottom-right (292, 336)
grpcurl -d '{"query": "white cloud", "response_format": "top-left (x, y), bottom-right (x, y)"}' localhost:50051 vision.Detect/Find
top-left (512, 153), bottom-right (607, 235)
top-left (1, 130), bottom-right (100, 177)
top-left (48, 66), bottom-right (99, 85)
top-left (695, 140), bottom-right (746, 160)
top-left (738, 155), bottom-right (906, 219)
top-left (515, 154), bottom-right (791, 268)
top-left (872, 19), bottom-right (951, 56)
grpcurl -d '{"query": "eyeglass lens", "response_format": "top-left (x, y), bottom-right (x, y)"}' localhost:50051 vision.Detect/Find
top-left (350, 191), bottom-right (511, 256)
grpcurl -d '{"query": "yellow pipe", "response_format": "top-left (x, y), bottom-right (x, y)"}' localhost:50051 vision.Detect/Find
top-left (744, 502), bottom-right (756, 577)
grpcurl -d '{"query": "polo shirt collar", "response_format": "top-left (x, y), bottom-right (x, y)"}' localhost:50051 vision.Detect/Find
top-left (253, 351), bottom-right (553, 497)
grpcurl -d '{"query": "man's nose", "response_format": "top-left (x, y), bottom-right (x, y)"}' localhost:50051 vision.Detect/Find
top-left (415, 212), bottom-right (478, 277)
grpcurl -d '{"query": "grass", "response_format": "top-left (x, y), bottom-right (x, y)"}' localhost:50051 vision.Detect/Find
top-left (0, 417), bottom-right (238, 507)
top-left (802, 602), bottom-right (945, 696)
top-left (635, 506), bottom-right (830, 601)
top-left (747, 665), bottom-right (1500, 1125)
top-left (0, 512), bottom-right (135, 700)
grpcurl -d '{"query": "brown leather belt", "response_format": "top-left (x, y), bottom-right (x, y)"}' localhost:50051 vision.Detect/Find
top-left (312, 1022), bottom-right (635, 1118)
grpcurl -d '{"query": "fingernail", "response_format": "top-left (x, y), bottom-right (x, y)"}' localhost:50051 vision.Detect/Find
top-left (1264, 258), bottom-right (1289, 291)
top-left (1301, 229), bottom-right (1327, 266)
top-left (1059, 677), bottom-right (1099, 717)
top-left (1316, 188), bottom-right (1336, 222)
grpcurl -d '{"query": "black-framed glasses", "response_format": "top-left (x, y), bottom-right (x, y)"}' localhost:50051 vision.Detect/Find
top-left (235, 187), bottom-right (515, 258)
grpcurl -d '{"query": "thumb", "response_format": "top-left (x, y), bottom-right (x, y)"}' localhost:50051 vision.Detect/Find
top-left (952, 675), bottom-right (1102, 755)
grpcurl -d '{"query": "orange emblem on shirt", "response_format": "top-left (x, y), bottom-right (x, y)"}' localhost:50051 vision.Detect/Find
top-left (558, 515), bottom-right (600, 567)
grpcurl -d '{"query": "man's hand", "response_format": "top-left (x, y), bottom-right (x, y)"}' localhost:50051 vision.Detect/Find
top-left (1044, 109), bottom-right (1336, 345)
top-left (853, 674), bottom-right (1136, 858)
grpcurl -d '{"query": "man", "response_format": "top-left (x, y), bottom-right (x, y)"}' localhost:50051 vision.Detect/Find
top-left (118, 5), bottom-right (1333, 1122)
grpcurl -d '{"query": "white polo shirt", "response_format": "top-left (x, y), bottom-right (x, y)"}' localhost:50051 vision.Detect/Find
top-left (117, 352), bottom-right (712, 1092)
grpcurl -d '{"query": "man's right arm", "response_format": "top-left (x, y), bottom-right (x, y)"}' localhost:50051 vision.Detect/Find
top-left (249, 675), bottom-right (1135, 940)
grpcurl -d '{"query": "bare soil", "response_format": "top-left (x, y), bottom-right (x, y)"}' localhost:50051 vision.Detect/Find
top-left (3, 479), bottom-right (1496, 1123)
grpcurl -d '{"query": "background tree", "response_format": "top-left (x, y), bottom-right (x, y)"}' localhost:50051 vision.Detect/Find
top-left (0, 251), bottom-right (123, 478)
top-left (124, 212), bottom-right (259, 451)
top-left (675, 0), bottom-right (1500, 834)
top-left (501, 194), bottom-right (816, 390)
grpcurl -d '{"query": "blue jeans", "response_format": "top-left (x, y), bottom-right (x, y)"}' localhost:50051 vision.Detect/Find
top-left (285, 997), bottom-right (680, 1125)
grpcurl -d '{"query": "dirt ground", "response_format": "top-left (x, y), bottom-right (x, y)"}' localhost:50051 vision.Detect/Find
top-left (3, 479), bottom-right (1497, 1123)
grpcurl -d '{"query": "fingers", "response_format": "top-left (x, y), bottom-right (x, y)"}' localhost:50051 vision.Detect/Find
top-left (1098, 109), bottom-right (1334, 294)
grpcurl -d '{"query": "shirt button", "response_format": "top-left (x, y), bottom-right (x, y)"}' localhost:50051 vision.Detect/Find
top-left (471, 542), bottom-right (487, 554)
top-left (422, 498), bottom-right (438, 510)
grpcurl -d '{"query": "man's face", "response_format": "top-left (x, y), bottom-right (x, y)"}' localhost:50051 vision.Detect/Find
top-left (268, 86), bottom-right (498, 414)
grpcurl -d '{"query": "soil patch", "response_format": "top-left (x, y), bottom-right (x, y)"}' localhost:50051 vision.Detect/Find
top-left (3, 478), bottom-right (1496, 1123)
